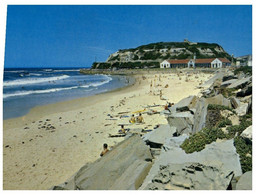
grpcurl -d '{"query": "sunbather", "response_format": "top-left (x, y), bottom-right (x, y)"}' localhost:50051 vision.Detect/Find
top-left (136, 113), bottom-right (144, 123)
top-left (120, 125), bottom-right (126, 134)
top-left (129, 114), bottom-right (136, 123)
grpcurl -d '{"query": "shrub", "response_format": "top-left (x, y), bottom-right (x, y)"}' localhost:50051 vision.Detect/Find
top-left (180, 127), bottom-right (228, 154)
top-left (226, 120), bottom-right (252, 138)
top-left (234, 137), bottom-right (252, 173)
top-left (234, 66), bottom-right (252, 75)
top-left (207, 104), bottom-right (235, 114)
top-left (217, 118), bottom-right (232, 128)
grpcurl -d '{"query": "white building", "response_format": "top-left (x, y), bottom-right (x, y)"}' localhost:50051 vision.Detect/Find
top-left (160, 58), bottom-right (231, 69)
top-left (160, 60), bottom-right (171, 68)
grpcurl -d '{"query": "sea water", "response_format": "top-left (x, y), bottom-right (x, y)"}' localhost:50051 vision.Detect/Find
top-left (3, 68), bottom-right (132, 120)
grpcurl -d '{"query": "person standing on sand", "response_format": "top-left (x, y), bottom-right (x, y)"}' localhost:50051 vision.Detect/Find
top-left (100, 143), bottom-right (109, 157)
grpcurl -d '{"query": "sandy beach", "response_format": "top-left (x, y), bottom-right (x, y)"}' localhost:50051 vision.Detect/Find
top-left (3, 70), bottom-right (213, 190)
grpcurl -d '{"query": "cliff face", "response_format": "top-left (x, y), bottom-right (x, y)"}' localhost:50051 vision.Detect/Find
top-left (92, 41), bottom-right (232, 69)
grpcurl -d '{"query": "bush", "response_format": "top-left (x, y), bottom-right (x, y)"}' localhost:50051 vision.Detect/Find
top-left (180, 127), bottom-right (228, 154)
top-left (217, 118), bottom-right (232, 128)
top-left (207, 104), bottom-right (235, 114)
top-left (226, 120), bottom-right (252, 138)
top-left (234, 137), bottom-right (252, 173)
top-left (234, 66), bottom-right (252, 75)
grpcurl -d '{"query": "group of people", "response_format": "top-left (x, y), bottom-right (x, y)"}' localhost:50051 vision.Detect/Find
top-left (129, 113), bottom-right (144, 124)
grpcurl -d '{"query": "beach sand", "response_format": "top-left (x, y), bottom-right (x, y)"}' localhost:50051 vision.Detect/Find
top-left (3, 70), bottom-right (213, 190)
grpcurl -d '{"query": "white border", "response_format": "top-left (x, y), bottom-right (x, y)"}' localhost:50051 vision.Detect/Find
top-left (0, 1), bottom-right (255, 194)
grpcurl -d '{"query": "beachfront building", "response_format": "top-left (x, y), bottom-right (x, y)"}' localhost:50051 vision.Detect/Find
top-left (160, 59), bottom-right (190, 68)
top-left (160, 58), bottom-right (231, 69)
top-left (160, 60), bottom-right (171, 68)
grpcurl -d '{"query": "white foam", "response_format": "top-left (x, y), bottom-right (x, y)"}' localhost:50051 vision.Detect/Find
top-left (3, 75), bottom-right (113, 99)
top-left (81, 75), bottom-right (112, 88)
top-left (3, 86), bottom-right (78, 99)
top-left (3, 75), bottom-right (70, 87)
top-left (29, 73), bottom-right (42, 76)
top-left (53, 69), bottom-right (80, 72)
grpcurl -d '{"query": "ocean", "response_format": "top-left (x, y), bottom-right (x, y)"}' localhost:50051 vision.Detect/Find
top-left (3, 68), bottom-right (132, 120)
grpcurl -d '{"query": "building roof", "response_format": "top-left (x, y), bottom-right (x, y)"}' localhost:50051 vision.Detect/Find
top-left (165, 58), bottom-right (231, 64)
top-left (168, 59), bottom-right (190, 64)
top-left (218, 58), bottom-right (231, 63)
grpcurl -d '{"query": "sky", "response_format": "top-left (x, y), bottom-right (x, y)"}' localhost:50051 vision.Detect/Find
top-left (4, 5), bottom-right (252, 68)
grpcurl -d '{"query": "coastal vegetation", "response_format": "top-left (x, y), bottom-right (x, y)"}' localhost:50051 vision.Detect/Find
top-left (91, 41), bottom-right (233, 69)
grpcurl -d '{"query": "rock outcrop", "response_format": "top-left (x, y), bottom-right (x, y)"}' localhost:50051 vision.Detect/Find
top-left (146, 162), bottom-right (234, 190)
top-left (143, 125), bottom-right (176, 148)
top-left (240, 125), bottom-right (252, 143)
top-left (140, 138), bottom-right (242, 190)
top-left (236, 171), bottom-right (252, 190)
top-left (52, 135), bottom-right (153, 190)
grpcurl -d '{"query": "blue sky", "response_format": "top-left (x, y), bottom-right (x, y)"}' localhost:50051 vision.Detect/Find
top-left (4, 5), bottom-right (252, 68)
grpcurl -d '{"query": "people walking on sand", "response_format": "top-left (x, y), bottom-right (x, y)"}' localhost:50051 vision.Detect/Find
top-left (129, 114), bottom-right (136, 123)
top-left (100, 143), bottom-right (109, 157)
top-left (136, 113), bottom-right (144, 123)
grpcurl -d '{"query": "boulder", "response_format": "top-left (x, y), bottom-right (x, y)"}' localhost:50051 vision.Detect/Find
top-left (237, 83), bottom-right (252, 97)
top-left (247, 97), bottom-right (252, 114)
top-left (166, 112), bottom-right (194, 135)
top-left (227, 77), bottom-right (251, 89)
top-left (140, 139), bottom-right (242, 190)
top-left (240, 125), bottom-right (252, 143)
top-left (236, 171), bottom-right (252, 190)
top-left (235, 103), bottom-right (248, 116)
top-left (192, 98), bottom-right (208, 134)
top-left (73, 134), bottom-right (153, 190)
top-left (200, 71), bottom-right (225, 89)
top-left (221, 79), bottom-right (238, 87)
top-left (222, 74), bottom-right (238, 82)
top-left (143, 125), bottom-right (176, 148)
top-left (146, 162), bottom-right (234, 190)
top-left (230, 97), bottom-right (241, 109)
top-left (170, 96), bottom-right (198, 113)
top-left (206, 94), bottom-right (231, 108)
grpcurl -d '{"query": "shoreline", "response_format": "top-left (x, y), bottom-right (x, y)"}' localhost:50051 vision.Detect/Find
top-left (3, 74), bottom-right (136, 128)
top-left (3, 70), bottom-right (213, 190)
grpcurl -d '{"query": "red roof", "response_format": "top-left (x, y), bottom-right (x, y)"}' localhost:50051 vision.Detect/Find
top-left (166, 58), bottom-right (230, 64)
top-left (218, 58), bottom-right (231, 63)
top-left (195, 58), bottom-right (215, 63)
top-left (168, 59), bottom-right (190, 64)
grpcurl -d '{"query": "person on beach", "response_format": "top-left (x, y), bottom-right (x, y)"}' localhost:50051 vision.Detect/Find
top-left (136, 113), bottom-right (144, 123)
top-left (100, 143), bottom-right (109, 157)
top-left (120, 125), bottom-right (126, 134)
top-left (129, 114), bottom-right (136, 123)
top-left (164, 102), bottom-right (174, 110)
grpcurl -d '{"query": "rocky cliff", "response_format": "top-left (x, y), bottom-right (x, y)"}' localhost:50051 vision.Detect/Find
top-left (92, 40), bottom-right (232, 69)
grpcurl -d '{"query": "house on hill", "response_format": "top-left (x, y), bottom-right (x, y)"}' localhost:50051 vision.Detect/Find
top-left (160, 58), bottom-right (231, 68)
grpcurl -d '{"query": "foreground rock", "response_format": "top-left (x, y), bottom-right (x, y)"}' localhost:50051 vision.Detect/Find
top-left (140, 138), bottom-right (242, 189)
top-left (166, 112), bottom-right (194, 135)
top-left (52, 135), bottom-right (153, 190)
top-left (143, 125), bottom-right (176, 148)
top-left (236, 171), bottom-right (252, 190)
top-left (227, 77), bottom-right (251, 89)
top-left (200, 71), bottom-right (225, 89)
top-left (240, 125), bottom-right (252, 143)
top-left (146, 162), bottom-right (234, 190)
top-left (169, 95), bottom-right (198, 113)
top-left (206, 94), bottom-right (231, 107)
